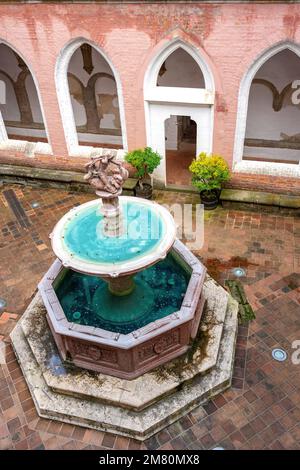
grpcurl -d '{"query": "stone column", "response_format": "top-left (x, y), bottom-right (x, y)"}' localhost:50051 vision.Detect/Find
top-left (96, 190), bottom-right (124, 238)
top-left (106, 275), bottom-right (135, 296)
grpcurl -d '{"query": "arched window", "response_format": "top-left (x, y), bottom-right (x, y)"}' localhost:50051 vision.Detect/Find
top-left (56, 39), bottom-right (127, 155)
top-left (233, 42), bottom-right (300, 176)
top-left (157, 48), bottom-right (205, 88)
top-left (244, 49), bottom-right (300, 164)
top-left (0, 43), bottom-right (49, 145)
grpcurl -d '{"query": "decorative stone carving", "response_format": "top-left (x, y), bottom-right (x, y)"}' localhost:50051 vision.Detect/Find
top-left (68, 339), bottom-right (117, 364)
top-left (84, 152), bottom-right (128, 195)
top-left (154, 331), bottom-right (180, 354)
top-left (137, 330), bottom-right (180, 359)
top-left (88, 346), bottom-right (102, 361)
top-left (84, 151), bottom-right (129, 268)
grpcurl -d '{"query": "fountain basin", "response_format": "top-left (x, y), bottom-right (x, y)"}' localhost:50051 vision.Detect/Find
top-left (50, 196), bottom-right (176, 278)
top-left (54, 254), bottom-right (190, 334)
top-left (38, 240), bottom-right (206, 379)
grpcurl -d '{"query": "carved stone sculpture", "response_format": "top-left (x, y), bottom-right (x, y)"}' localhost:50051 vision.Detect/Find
top-left (84, 151), bottom-right (128, 243)
top-left (84, 152), bottom-right (128, 195)
top-left (83, 152), bottom-right (131, 291)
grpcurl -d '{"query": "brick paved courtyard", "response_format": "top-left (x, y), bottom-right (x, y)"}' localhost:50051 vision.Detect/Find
top-left (1, 183), bottom-right (300, 450)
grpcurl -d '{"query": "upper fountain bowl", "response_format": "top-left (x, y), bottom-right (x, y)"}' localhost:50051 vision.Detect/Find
top-left (50, 196), bottom-right (176, 277)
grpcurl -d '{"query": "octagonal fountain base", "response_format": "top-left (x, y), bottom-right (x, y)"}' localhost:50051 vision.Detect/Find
top-left (38, 240), bottom-right (206, 380)
top-left (10, 274), bottom-right (239, 441)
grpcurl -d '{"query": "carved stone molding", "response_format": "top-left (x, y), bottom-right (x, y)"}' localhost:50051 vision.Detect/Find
top-left (67, 338), bottom-right (118, 364)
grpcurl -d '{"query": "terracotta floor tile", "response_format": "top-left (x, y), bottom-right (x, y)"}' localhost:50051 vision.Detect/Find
top-left (35, 418), bottom-right (51, 432)
top-left (71, 426), bottom-right (86, 441)
top-left (101, 433), bottom-right (116, 448)
top-left (7, 416), bottom-right (21, 434)
top-left (59, 423), bottom-right (75, 438)
top-left (14, 438), bottom-right (29, 450)
top-left (0, 436), bottom-right (12, 450)
top-left (114, 436), bottom-right (129, 450)
top-left (200, 432), bottom-right (215, 449)
top-left (128, 439), bottom-right (142, 450)
top-left (47, 420), bottom-right (63, 435)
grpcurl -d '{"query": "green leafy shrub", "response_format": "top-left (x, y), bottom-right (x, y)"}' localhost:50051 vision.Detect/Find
top-left (189, 152), bottom-right (230, 194)
top-left (124, 147), bottom-right (161, 188)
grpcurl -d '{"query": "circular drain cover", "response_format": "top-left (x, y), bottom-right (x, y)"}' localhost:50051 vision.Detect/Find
top-left (272, 348), bottom-right (287, 362)
top-left (0, 298), bottom-right (7, 310)
top-left (232, 267), bottom-right (246, 277)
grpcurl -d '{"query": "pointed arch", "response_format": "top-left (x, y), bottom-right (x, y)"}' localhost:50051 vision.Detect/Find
top-left (143, 37), bottom-right (215, 187)
top-left (233, 41), bottom-right (300, 175)
top-left (55, 37), bottom-right (127, 155)
top-left (144, 38), bottom-right (215, 98)
top-left (0, 39), bottom-right (51, 152)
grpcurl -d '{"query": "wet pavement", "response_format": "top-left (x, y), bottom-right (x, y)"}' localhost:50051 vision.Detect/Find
top-left (1, 184), bottom-right (300, 450)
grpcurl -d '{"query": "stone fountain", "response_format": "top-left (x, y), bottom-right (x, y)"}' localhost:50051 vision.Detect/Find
top-left (11, 149), bottom-right (239, 440)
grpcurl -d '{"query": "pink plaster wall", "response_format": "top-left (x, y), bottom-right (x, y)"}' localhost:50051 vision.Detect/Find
top-left (0, 2), bottom-right (300, 191)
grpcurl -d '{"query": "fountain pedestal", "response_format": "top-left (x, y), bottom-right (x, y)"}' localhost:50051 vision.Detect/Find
top-left (107, 274), bottom-right (135, 296)
top-left (96, 189), bottom-right (124, 239)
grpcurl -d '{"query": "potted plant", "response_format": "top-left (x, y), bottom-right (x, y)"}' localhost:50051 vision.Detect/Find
top-left (189, 152), bottom-right (230, 210)
top-left (124, 146), bottom-right (161, 199)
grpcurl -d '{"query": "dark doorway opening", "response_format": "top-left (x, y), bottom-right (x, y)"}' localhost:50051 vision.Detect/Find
top-left (165, 115), bottom-right (196, 186)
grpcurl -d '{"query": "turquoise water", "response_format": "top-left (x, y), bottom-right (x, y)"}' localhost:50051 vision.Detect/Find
top-left (62, 201), bottom-right (164, 264)
top-left (55, 255), bottom-right (190, 334)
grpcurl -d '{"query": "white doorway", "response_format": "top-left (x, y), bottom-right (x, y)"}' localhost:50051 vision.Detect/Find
top-left (147, 103), bottom-right (213, 186)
